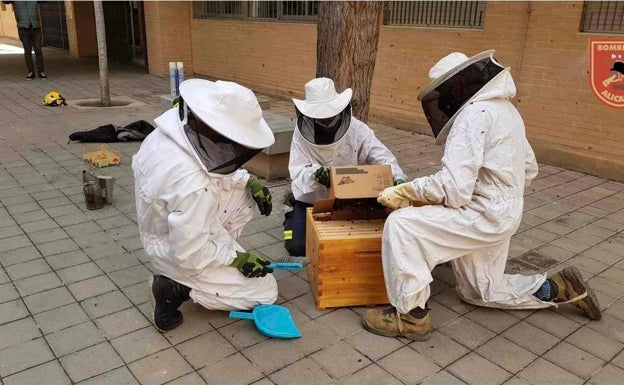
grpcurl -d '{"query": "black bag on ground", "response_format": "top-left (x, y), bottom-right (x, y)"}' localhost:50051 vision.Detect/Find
top-left (68, 124), bottom-right (117, 142)
top-left (116, 120), bottom-right (155, 141)
top-left (68, 120), bottom-right (155, 143)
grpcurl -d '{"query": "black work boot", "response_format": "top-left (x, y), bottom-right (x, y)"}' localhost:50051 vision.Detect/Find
top-left (149, 275), bottom-right (191, 332)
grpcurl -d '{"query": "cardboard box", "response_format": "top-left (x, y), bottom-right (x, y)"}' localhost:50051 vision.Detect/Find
top-left (328, 164), bottom-right (393, 199)
top-left (313, 164), bottom-right (393, 216)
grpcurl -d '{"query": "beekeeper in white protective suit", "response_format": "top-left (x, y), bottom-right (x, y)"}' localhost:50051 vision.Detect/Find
top-left (283, 77), bottom-right (407, 256)
top-left (362, 51), bottom-right (601, 341)
top-left (133, 79), bottom-right (278, 332)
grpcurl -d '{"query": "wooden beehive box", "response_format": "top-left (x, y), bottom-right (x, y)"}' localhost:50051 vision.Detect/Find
top-left (305, 207), bottom-right (389, 310)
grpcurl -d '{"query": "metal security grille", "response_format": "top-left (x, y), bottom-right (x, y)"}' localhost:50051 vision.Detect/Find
top-left (280, 1), bottom-right (318, 21)
top-left (193, 1), bottom-right (318, 22)
top-left (385, 1), bottom-right (486, 29)
top-left (581, 1), bottom-right (624, 33)
top-left (249, 1), bottom-right (277, 19)
top-left (193, 1), bottom-right (243, 19)
top-left (39, 1), bottom-right (69, 50)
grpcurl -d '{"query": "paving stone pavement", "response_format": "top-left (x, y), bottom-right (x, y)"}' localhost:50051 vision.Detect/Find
top-left (1, 39), bottom-right (624, 385)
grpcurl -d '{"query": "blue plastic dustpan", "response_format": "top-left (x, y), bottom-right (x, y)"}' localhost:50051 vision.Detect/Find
top-left (229, 304), bottom-right (301, 339)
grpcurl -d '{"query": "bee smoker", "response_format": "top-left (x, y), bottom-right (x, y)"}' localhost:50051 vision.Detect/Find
top-left (82, 170), bottom-right (115, 209)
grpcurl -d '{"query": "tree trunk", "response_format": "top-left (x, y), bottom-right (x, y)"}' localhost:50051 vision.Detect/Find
top-left (93, 1), bottom-right (110, 107)
top-left (317, 1), bottom-right (384, 122)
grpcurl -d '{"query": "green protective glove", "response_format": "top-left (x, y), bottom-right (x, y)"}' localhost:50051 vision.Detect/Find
top-left (230, 251), bottom-right (273, 278)
top-left (249, 177), bottom-right (272, 216)
top-left (393, 178), bottom-right (405, 186)
top-left (314, 166), bottom-right (331, 188)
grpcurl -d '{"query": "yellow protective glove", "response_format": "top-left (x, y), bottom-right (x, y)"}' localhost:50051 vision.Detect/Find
top-left (377, 182), bottom-right (418, 210)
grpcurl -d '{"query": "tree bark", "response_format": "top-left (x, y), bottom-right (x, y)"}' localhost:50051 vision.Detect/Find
top-left (93, 1), bottom-right (110, 107)
top-left (317, 1), bottom-right (384, 122)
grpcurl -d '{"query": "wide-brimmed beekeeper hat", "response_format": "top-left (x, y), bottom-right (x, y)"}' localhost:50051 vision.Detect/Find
top-left (179, 79), bottom-right (275, 149)
top-left (418, 50), bottom-right (509, 144)
top-left (292, 77), bottom-right (353, 119)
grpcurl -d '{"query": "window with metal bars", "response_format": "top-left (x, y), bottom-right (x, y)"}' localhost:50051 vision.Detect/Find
top-left (581, 1), bottom-right (624, 33)
top-left (385, 1), bottom-right (486, 29)
top-left (193, 1), bottom-right (318, 22)
top-left (193, 1), bottom-right (243, 19)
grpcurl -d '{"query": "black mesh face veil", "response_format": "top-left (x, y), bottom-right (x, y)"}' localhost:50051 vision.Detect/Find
top-left (420, 56), bottom-right (505, 140)
top-left (184, 111), bottom-right (261, 175)
top-left (295, 105), bottom-right (352, 146)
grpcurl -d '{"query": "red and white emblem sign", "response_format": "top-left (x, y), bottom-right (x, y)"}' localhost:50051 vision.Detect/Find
top-left (589, 38), bottom-right (624, 108)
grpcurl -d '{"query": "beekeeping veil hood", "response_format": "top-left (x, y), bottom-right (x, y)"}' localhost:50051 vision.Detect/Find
top-left (418, 50), bottom-right (510, 145)
top-left (293, 77), bottom-right (352, 147)
top-left (178, 79), bottom-right (275, 174)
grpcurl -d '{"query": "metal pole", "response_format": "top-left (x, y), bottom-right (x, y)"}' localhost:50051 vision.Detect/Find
top-left (93, 1), bottom-right (110, 107)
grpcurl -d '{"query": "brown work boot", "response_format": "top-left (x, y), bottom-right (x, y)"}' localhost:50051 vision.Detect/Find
top-left (362, 306), bottom-right (432, 340)
top-left (550, 266), bottom-right (601, 320)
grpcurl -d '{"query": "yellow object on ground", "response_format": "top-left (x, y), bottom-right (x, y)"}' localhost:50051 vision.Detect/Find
top-left (83, 145), bottom-right (120, 167)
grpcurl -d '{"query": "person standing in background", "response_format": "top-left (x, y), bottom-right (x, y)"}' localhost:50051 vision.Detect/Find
top-left (3, 1), bottom-right (47, 80)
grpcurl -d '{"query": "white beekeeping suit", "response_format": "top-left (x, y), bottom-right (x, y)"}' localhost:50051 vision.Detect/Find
top-left (289, 78), bottom-right (407, 204)
top-left (284, 78), bottom-right (408, 258)
top-left (133, 79), bottom-right (278, 312)
top-left (363, 51), bottom-right (600, 341)
top-left (380, 50), bottom-right (547, 314)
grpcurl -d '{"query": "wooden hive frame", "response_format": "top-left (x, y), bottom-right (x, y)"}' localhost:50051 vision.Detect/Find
top-left (305, 207), bottom-right (389, 310)
top-left (83, 144), bottom-right (120, 168)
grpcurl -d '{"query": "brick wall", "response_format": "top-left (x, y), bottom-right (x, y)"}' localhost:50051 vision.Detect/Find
top-left (179, 1), bottom-right (624, 181)
top-left (185, 2), bottom-right (528, 131)
top-left (1, 1), bottom-right (621, 180)
top-left (184, 2), bottom-right (526, 133)
top-left (514, 1), bottom-right (624, 181)
top-left (370, 2), bottom-right (528, 133)
top-left (190, 19), bottom-right (316, 99)
top-left (65, 1), bottom-right (78, 56)
top-left (70, 1), bottom-right (96, 58)
top-left (0, 4), bottom-right (18, 39)
top-left (144, 1), bottom-right (194, 77)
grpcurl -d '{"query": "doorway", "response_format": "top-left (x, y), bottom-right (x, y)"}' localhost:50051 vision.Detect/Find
top-left (103, 1), bottom-right (147, 67)
top-left (39, 1), bottom-right (69, 51)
